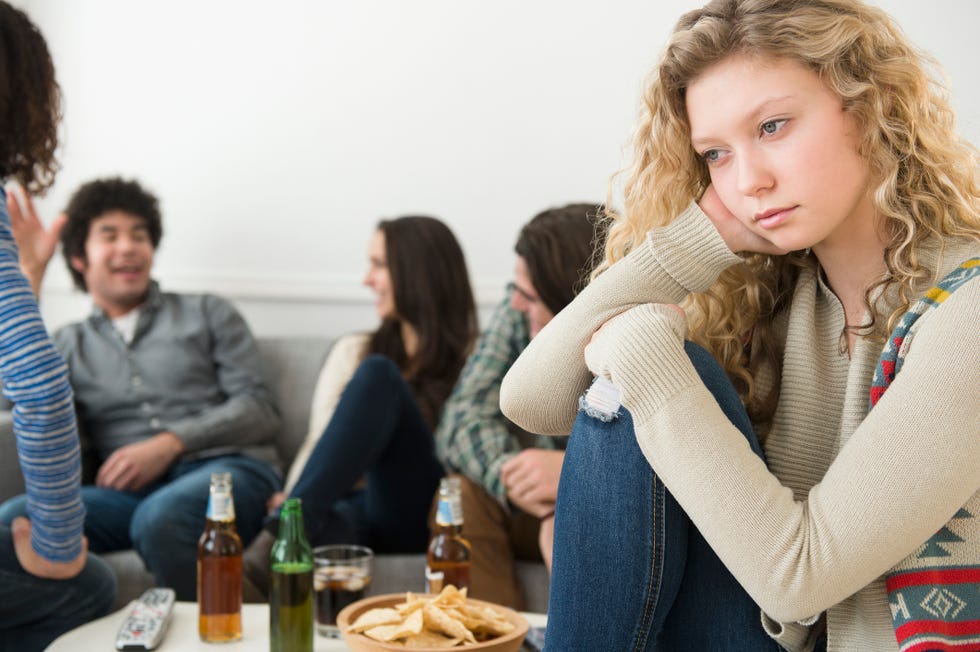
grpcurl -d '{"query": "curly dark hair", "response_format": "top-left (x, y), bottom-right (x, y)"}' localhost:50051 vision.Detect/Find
top-left (61, 177), bottom-right (164, 291)
top-left (0, 2), bottom-right (61, 193)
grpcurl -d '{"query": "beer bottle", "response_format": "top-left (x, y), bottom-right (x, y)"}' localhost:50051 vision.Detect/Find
top-left (425, 476), bottom-right (472, 593)
top-left (270, 497), bottom-right (314, 652)
top-left (197, 471), bottom-right (243, 642)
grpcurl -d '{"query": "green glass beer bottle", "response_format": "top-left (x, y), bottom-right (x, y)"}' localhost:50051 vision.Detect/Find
top-left (270, 498), bottom-right (314, 652)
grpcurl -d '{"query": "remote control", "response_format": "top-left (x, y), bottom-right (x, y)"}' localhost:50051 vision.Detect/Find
top-left (115, 587), bottom-right (176, 651)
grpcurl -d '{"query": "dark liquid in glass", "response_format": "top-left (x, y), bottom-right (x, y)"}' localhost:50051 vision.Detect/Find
top-left (314, 567), bottom-right (370, 632)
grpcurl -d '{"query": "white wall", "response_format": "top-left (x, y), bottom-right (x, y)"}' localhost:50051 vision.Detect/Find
top-left (18, 0), bottom-right (980, 338)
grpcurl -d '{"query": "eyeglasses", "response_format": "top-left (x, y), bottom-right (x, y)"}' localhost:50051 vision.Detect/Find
top-left (507, 281), bottom-right (539, 306)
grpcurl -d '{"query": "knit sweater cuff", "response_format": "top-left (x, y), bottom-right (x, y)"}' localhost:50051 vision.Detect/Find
top-left (644, 201), bottom-right (743, 293)
top-left (761, 613), bottom-right (820, 652)
top-left (590, 304), bottom-right (703, 426)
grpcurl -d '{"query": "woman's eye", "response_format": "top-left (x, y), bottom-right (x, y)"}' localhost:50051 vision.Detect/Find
top-left (760, 119), bottom-right (787, 136)
top-left (700, 149), bottom-right (721, 163)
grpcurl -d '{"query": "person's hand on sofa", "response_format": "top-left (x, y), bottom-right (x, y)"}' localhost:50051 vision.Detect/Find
top-left (11, 516), bottom-right (88, 579)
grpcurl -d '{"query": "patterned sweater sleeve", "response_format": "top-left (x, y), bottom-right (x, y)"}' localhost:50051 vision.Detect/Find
top-left (500, 202), bottom-right (741, 435)
top-left (0, 189), bottom-right (85, 562)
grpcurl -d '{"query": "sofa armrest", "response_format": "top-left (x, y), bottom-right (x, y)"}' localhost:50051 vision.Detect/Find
top-left (0, 411), bottom-right (25, 503)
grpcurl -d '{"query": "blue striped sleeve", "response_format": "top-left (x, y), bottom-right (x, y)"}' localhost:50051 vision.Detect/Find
top-left (0, 187), bottom-right (85, 562)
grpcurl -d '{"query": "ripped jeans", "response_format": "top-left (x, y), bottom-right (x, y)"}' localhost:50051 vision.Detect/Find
top-left (544, 342), bottom-right (783, 651)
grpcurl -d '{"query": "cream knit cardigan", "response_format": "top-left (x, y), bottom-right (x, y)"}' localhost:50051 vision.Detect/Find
top-left (500, 203), bottom-right (980, 652)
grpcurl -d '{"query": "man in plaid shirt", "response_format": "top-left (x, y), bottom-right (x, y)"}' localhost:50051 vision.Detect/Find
top-left (435, 203), bottom-right (605, 608)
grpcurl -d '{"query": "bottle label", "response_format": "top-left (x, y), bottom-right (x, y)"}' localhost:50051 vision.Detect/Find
top-left (435, 497), bottom-right (463, 526)
top-left (206, 492), bottom-right (235, 521)
top-left (425, 566), bottom-right (444, 594)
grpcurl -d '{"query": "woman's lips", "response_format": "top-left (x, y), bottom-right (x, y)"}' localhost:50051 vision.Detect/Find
top-left (754, 206), bottom-right (795, 229)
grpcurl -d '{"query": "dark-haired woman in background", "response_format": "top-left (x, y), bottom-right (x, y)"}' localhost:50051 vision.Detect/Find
top-left (243, 215), bottom-right (478, 598)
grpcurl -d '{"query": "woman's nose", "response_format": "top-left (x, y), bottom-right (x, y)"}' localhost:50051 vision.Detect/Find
top-left (736, 152), bottom-right (775, 197)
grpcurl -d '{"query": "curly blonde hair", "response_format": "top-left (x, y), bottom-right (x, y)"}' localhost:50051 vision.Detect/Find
top-left (599, 0), bottom-right (979, 430)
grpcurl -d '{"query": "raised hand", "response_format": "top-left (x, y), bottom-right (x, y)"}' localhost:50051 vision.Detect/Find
top-left (699, 185), bottom-right (787, 256)
top-left (6, 184), bottom-right (67, 296)
top-left (11, 516), bottom-right (88, 580)
top-left (501, 449), bottom-right (564, 518)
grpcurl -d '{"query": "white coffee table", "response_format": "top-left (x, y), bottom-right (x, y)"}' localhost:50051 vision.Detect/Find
top-left (48, 601), bottom-right (548, 651)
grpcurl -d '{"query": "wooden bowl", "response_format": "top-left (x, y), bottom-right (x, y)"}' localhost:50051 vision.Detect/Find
top-left (337, 593), bottom-right (530, 652)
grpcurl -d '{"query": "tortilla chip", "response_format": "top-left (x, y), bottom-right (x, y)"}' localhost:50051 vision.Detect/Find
top-left (423, 604), bottom-right (476, 644)
top-left (458, 603), bottom-right (516, 636)
top-left (349, 589), bottom-right (518, 647)
top-left (431, 585), bottom-right (467, 607)
top-left (362, 609), bottom-right (423, 642)
top-left (395, 592), bottom-right (427, 616)
top-left (399, 629), bottom-right (463, 648)
top-left (348, 607), bottom-right (403, 633)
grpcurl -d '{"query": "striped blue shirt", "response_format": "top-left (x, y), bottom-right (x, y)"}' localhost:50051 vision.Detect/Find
top-left (0, 186), bottom-right (85, 562)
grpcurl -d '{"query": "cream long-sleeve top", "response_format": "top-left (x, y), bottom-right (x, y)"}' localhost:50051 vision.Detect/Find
top-left (284, 333), bottom-right (368, 491)
top-left (499, 203), bottom-right (980, 652)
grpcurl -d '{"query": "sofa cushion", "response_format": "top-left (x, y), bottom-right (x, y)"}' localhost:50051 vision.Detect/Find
top-left (255, 336), bottom-right (333, 475)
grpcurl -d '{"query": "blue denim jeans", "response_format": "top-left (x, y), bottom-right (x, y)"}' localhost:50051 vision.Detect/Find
top-left (283, 355), bottom-right (444, 553)
top-left (0, 524), bottom-right (116, 652)
top-left (0, 454), bottom-right (280, 601)
top-left (545, 342), bottom-right (781, 651)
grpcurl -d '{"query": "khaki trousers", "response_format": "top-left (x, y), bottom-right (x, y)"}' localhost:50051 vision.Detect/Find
top-left (431, 474), bottom-right (542, 610)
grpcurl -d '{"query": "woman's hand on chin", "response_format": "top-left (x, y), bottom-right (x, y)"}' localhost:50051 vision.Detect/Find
top-left (699, 185), bottom-right (787, 256)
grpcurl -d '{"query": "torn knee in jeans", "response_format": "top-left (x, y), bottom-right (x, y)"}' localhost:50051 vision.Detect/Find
top-left (578, 377), bottom-right (622, 422)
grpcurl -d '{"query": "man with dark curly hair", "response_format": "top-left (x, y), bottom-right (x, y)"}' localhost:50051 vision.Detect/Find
top-left (0, 177), bottom-right (283, 603)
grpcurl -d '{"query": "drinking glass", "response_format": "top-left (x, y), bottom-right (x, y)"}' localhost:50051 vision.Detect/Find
top-left (312, 544), bottom-right (373, 638)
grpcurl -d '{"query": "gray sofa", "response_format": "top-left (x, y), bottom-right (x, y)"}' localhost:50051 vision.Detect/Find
top-left (0, 336), bottom-right (549, 613)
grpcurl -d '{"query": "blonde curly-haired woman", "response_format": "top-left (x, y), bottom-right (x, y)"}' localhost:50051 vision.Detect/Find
top-left (500, 1), bottom-right (980, 650)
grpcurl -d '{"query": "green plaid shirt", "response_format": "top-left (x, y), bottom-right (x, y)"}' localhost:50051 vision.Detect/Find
top-left (435, 292), bottom-right (566, 507)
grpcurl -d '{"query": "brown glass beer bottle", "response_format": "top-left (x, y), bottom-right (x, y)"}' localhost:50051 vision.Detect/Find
top-left (197, 472), bottom-right (243, 642)
top-left (425, 476), bottom-right (472, 593)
